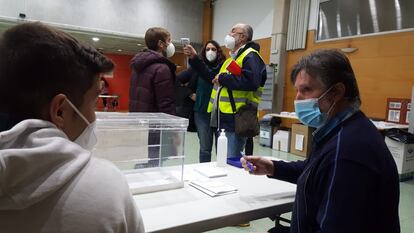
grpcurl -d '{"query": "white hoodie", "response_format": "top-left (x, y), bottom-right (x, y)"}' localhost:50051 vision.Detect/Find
top-left (0, 119), bottom-right (144, 233)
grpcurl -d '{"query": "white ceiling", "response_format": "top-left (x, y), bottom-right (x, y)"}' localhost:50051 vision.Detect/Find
top-left (0, 20), bottom-right (186, 55)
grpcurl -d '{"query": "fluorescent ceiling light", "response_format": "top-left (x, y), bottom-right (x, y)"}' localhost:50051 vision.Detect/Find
top-left (92, 37), bottom-right (100, 42)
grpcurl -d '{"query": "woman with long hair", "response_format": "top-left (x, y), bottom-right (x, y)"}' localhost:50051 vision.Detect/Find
top-left (179, 40), bottom-right (226, 162)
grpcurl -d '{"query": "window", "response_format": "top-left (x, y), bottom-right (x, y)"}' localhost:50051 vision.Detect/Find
top-left (317, 0), bottom-right (414, 40)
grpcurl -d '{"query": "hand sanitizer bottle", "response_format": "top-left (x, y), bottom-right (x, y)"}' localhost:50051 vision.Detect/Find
top-left (216, 129), bottom-right (228, 167)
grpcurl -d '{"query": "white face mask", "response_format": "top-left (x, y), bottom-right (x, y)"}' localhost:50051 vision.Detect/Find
top-left (206, 50), bottom-right (217, 62)
top-left (224, 35), bottom-right (236, 50)
top-left (165, 42), bottom-right (175, 58)
top-left (65, 99), bottom-right (97, 151)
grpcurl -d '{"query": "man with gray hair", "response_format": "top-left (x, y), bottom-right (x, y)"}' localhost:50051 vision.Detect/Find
top-left (242, 49), bottom-right (400, 233)
top-left (208, 23), bottom-right (266, 159)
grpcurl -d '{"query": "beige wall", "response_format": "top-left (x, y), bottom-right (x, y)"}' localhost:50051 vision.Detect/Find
top-left (283, 30), bottom-right (414, 120)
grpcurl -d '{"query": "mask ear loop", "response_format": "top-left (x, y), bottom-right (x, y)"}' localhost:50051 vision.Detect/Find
top-left (326, 101), bottom-right (337, 116)
top-left (65, 99), bottom-right (90, 126)
top-left (319, 84), bottom-right (338, 119)
top-left (318, 85), bottom-right (336, 101)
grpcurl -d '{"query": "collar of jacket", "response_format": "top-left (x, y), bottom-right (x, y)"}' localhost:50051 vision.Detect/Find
top-left (235, 41), bottom-right (261, 58)
top-left (131, 49), bottom-right (177, 73)
top-left (312, 106), bottom-right (359, 145)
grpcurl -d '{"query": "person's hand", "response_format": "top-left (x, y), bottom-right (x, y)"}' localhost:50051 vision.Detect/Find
top-left (212, 74), bottom-right (220, 85)
top-left (189, 93), bottom-right (196, 101)
top-left (183, 45), bottom-right (197, 59)
top-left (240, 156), bottom-right (274, 176)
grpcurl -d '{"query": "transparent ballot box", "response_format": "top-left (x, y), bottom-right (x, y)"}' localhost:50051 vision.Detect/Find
top-left (93, 112), bottom-right (188, 194)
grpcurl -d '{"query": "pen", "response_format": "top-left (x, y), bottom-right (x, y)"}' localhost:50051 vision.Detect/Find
top-left (246, 161), bottom-right (254, 172)
top-left (242, 153), bottom-right (254, 172)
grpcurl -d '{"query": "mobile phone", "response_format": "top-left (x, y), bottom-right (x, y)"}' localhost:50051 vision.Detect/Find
top-left (180, 38), bottom-right (190, 46)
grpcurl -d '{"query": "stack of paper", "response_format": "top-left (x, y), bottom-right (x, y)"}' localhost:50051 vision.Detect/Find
top-left (189, 179), bottom-right (237, 197)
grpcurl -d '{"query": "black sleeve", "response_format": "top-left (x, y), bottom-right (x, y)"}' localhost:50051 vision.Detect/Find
top-left (176, 67), bottom-right (195, 84)
top-left (188, 73), bottom-right (198, 93)
top-left (188, 56), bottom-right (218, 83)
top-left (269, 160), bottom-right (306, 184)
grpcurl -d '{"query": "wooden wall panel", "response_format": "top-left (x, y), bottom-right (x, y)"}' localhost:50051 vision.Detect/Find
top-left (202, 0), bottom-right (212, 45)
top-left (283, 30), bottom-right (414, 119)
top-left (255, 37), bottom-right (271, 64)
top-left (170, 52), bottom-right (187, 73)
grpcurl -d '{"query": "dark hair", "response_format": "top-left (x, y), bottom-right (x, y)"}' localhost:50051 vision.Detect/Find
top-left (290, 49), bottom-right (361, 106)
top-left (0, 22), bottom-right (114, 119)
top-left (144, 27), bottom-right (171, 51)
top-left (200, 40), bottom-right (226, 65)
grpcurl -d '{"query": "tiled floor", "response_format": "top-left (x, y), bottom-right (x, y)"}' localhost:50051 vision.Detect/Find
top-left (183, 132), bottom-right (414, 233)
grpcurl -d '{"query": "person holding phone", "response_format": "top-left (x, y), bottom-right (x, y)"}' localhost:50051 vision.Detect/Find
top-left (180, 40), bottom-right (226, 162)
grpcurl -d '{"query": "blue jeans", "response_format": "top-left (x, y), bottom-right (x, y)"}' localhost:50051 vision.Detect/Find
top-left (216, 131), bottom-right (247, 159)
top-left (194, 112), bottom-right (214, 162)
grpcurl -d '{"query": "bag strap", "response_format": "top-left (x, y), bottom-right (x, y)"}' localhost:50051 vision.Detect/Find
top-left (227, 89), bottom-right (237, 114)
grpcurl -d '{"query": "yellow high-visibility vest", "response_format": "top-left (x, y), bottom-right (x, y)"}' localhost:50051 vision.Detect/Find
top-left (207, 47), bottom-right (264, 114)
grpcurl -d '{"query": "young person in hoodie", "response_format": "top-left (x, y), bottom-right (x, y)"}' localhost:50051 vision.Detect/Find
top-left (129, 27), bottom-right (176, 115)
top-left (241, 49), bottom-right (400, 233)
top-left (0, 23), bottom-right (144, 233)
top-left (129, 27), bottom-right (177, 167)
top-left (208, 23), bottom-right (267, 159)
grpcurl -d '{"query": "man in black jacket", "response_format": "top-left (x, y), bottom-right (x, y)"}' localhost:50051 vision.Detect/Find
top-left (209, 23), bottom-right (267, 159)
top-left (242, 49), bottom-right (400, 233)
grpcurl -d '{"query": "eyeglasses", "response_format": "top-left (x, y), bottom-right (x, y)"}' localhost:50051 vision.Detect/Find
top-left (231, 31), bottom-right (245, 36)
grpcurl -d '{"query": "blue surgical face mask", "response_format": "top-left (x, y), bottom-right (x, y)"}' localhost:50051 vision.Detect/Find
top-left (294, 86), bottom-right (335, 128)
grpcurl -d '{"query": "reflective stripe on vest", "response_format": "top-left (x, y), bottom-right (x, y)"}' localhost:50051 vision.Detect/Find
top-left (207, 47), bottom-right (264, 114)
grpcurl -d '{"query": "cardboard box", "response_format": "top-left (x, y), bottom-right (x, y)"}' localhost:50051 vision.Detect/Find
top-left (290, 123), bottom-right (314, 157)
top-left (272, 130), bottom-right (290, 152)
top-left (386, 98), bottom-right (411, 124)
top-left (385, 137), bottom-right (414, 179)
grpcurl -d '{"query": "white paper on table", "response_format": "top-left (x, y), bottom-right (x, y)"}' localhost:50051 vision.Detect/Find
top-left (295, 134), bottom-right (304, 151)
top-left (189, 179), bottom-right (237, 197)
top-left (194, 167), bottom-right (227, 178)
